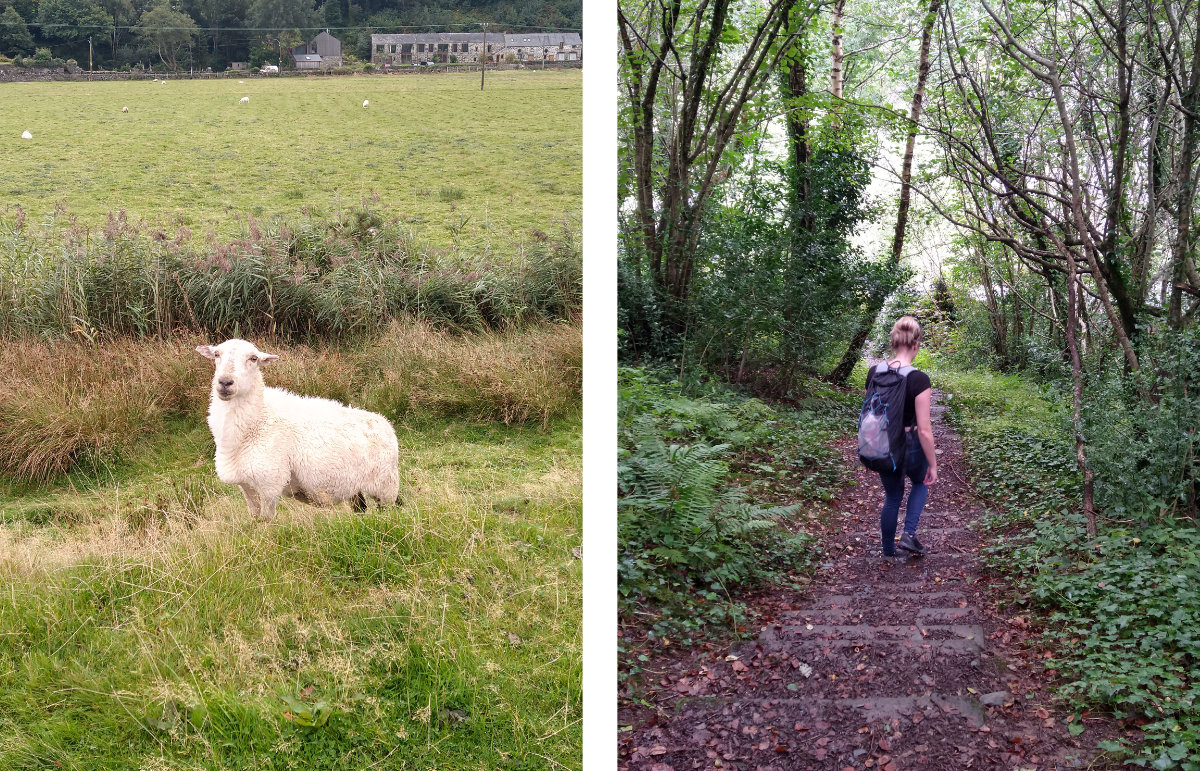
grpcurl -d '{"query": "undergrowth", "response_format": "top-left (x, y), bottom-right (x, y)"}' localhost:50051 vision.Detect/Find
top-left (937, 358), bottom-right (1200, 770)
top-left (617, 365), bottom-right (855, 679)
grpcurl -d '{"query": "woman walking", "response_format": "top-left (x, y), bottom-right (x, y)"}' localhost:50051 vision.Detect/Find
top-left (869, 316), bottom-right (937, 557)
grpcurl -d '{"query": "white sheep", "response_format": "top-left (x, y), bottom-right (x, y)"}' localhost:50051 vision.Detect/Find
top-left (239, 96), bottom-right (249, 103)
top-left (122, 106), bottom-right (129, 113)
top-left (21, 130), bottom-right (32, 139)
top-left (362, 99), bottom-right (369, 108)
top-left (196, 339), bottom-right (400, 521)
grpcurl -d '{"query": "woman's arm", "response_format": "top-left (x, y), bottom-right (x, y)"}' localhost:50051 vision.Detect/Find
top-left (914, 388), bottom-right (938, 484)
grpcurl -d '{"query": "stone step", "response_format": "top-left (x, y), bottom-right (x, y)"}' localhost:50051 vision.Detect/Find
top-left (807, 590), bottom-right (968, 609)
top-left (838, 524), bottom-right (969, 539)
top-left (677, 692), bottom-right (988, 727)
top-left (784, 606), bottom-right (979, 626)
top-left (766, 623), bottom-right (985, 644)
top-left (748, 624), bottom-right (986, 659)
top-left (703, 645), bottom-right (1003, 701)
top-left (826, 552), bottom-right (965, 569)
top-left (645, 694), bottom-right (997, 770)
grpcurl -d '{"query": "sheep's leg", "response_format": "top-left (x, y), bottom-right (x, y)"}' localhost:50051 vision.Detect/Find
top-left (257, 493), bottom-right (280, 522)
top-left (351, 492), bottom-right (367, 513)
top-left (238, 485), bottom-right (260, 517)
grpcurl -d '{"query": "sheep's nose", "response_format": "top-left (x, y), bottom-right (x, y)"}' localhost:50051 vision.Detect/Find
top-left (218, 377), bottom-right (234, 388)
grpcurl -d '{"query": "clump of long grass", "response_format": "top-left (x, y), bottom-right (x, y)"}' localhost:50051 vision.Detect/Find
top-left (0, 322), bottom-right (581, 480)
top-left (0, 338), bottom-right (200, 481)
top-left (359, 320), bottom-right (583, 426)
top-left (0, 205), bottom-right (581, 342)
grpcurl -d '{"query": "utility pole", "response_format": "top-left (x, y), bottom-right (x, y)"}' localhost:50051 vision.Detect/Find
top-left (480, 23), bottom-right (486, 90)
top-left (88, 36), bottom-right (92, 76)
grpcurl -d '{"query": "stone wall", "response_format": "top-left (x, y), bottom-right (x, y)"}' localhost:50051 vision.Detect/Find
top-left (0, 61), bottom-right (581, 83)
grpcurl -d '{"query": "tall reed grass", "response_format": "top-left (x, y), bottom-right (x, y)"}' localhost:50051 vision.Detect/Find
top-left (0, 321), bottom-right (581, 481)
top-left (0, 204), bottom-right (581, 342)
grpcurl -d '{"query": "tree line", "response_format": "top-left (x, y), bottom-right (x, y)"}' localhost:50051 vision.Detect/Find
top-left (0, 0), bottom-right (580, 70)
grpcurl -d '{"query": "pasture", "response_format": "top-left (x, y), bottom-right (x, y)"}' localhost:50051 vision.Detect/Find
top-left (0, 323), bottom-right (582, 769)
top-left (0, 68), bottom-right (582, 769)
top-left (0, 71), bottom-right (581, 245)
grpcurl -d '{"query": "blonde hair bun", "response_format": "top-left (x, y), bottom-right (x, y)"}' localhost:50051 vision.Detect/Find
top-left (890, 316), bottom-right (923, 351)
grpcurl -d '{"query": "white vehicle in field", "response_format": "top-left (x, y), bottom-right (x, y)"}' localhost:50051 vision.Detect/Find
top-left (261, 64), bottom-right (280, 74)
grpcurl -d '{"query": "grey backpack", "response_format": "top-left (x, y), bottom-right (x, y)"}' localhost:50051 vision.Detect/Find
top-left (857, 362), bottom-right (914, 473)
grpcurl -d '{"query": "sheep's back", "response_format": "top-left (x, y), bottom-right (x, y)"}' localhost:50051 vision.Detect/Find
top-left (264, 388), bottom-right (398, 501)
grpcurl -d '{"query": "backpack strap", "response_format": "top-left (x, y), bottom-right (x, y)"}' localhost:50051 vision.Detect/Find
top-left (876, 362), bottom-right (916, 378)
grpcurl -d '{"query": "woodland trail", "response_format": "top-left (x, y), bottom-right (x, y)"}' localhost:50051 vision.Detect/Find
top-left (619, 391), bottom-right (1109, 771)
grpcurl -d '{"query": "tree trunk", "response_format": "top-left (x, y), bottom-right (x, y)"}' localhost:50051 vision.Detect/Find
top-left (1169, 0), bottom-right (1200, 328)
top-left (975, 247), bottom-right (1007, 360)
top-left (828, 0), bottom-right (941, 384)
top-left (1065, 236), bottom-right (1097, 537)
top-left (1096, 0), bottom-right (1139, 343)
top-left (830, 0), bottom-right (846, 99)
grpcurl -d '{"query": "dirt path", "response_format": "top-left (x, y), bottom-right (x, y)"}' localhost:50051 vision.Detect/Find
top-left (619, 391), bottom-right (1106, 770)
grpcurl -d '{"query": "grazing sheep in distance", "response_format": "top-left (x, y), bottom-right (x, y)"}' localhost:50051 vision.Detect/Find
top-left (21, 131), bottom-right (31, 139)
top-left (196, 339), bottom-right (400, 521)
top-left (122, 106), bottom-right (129, 113)
top-left (362, 99), bottom-right (369, 108)
top-left (239, 96), bottom-right (249, 104)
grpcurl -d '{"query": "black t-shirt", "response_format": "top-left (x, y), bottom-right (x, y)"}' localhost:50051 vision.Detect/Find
top-left (866, 365), bottom-right (931, 429)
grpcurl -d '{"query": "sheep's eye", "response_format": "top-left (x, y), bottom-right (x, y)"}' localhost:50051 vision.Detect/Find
top-left (213, 351), bottom-right (221, 358)
top-left (249, 355), bottom-right (258, 363)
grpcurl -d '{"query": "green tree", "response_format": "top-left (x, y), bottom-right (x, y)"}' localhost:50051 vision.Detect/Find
top-left (94, 0), bottom-right (134, 63)
top-left (133, 3), bottom-right (199, 70)
top-left (248, 0), bottom-right (318, 33)
top-left (36, 0), bottom-right (113, 46)
top-left (0, 6), bottom-right (34, 55)
top-left (618, 0), bottom-right (814, 325)
top-left (182, 0), bottom-right (248, 56)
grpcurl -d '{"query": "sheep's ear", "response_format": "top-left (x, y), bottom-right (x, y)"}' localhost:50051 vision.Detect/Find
top-left (259, 352), bottom-right (279, 366)
top-left (196, 345), bottom-right (218, 360)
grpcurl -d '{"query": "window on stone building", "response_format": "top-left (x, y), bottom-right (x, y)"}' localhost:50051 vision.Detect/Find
top-left (418, 43), bottom-right (425, 52)
top-left (375, 44), bottom-right (383, 53)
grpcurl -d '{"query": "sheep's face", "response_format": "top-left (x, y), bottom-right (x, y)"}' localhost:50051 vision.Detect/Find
top-left (196, 339), bottom-right (278, 401)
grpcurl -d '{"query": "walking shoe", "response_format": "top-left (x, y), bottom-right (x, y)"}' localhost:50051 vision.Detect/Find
top-left (898, 532), bottom-right (925, 556)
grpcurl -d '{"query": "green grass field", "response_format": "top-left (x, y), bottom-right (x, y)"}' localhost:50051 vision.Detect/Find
top-left (0, 71), bottom-right (581, 245)
top-left (0, 326), bottom-right (582, 769)
top-left (0, 70), bottom-right (582, 768)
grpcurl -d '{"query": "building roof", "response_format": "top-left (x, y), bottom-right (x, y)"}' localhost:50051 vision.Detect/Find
top-left (371, 32), bottom-right (492, 45)
top-left (503, 33), bottom-right (582, 47)
top-left (371, 31), bottom-right (582, 47)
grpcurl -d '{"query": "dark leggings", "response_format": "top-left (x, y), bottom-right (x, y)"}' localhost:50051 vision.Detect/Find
top-left (878, 431), bottom-right (929, 556)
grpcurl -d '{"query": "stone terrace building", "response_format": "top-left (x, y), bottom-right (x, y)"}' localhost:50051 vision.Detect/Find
top-left (370, 31), bottom-right (582, 66)
top-left (501, 32), bottom-right (582, 62)
top-left (371, 32), bottom-right (499, 65)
